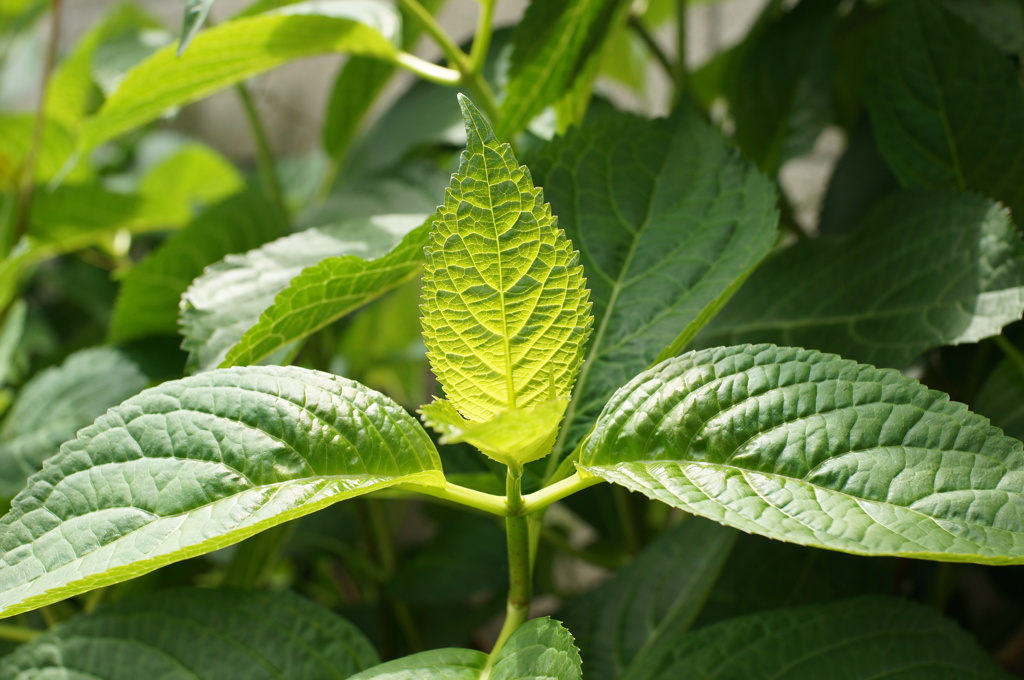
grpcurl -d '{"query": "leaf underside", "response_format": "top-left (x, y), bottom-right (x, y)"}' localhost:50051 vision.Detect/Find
top-left (0, 588), bottom-right (380, 679)
top-left (421, 96), bottom-right (592, 423)
top-left (581, 344), bottom-right (1024, 564)
top-left (0, 366), bottom-right (442, 619)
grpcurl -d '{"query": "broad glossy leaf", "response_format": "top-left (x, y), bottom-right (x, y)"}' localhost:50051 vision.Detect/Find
top-left (0, 347), bottom-right (147, 499)
top-left (0, 588), bottom-right (379, 678)
top-left (419, 397), bottom-right (568, 465)
top-left (0, 365), bottom-right (443, 618)
top-left (581, 344), bottom-right (1024, 564)
top-left (722, 0), bottom-right (838, 171)
top-left (867, 0), bottom-right (1024, 220)
top-left (223, 215), bottom-right (429, 368)
top-left (625, 597), bottom-right (1012, 680)
top-left (422, 96), bottom-right (592, 423)
top-left (698, 191), bottom-right (1024, 368)
top-left (528, 106), bottom-right (777, 454)
top-left (80, 2), bottom-right (399, 150)
top-left (498, 0), bottom-right (630, 138)
top-left (111, 189), bottom-right (285, 342)
top-left (181, 213), bottom-right (424, 373)
top-left (349, 618), bottom-right (581, 680)
top-left (561, 518), bottom-right (736, 680)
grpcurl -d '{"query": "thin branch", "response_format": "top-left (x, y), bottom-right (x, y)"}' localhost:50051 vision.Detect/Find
top-left (628, 14), bottom-right (675, 85)
top-left (235, 82), bottom-right (289, 225)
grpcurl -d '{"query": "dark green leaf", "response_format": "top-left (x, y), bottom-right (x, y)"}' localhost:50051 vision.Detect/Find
top-left (0, 588), bottom-right (379, 679)
top-left (625, 597), bottom-right (1012, 680)
top-left (110, 189), bottom-right (286, 343)
top-left (974, 357), bottom-right (1024, 442)
top-left (867, 0), bottom-right (1024, 220)
top-left (561, 518), bottom-right (736, 680)
top-left (0, 366), bottom-right (442, 618)
top-left (816, 121), bottom-right (897, 235)
top-left (699, 191), bottom-right (1024, 368)
top-left (939, 0), bottom-right (1024, 53)
top-left (528, 106), bottom-right (777, 455)
top-left (722, 0), bottom-right (839, 171)
top-left (581, 343), bottom-right (1024, 564)
top-left (0, 348), bottom-right (147, 499)
top-left (499, 0), bottom-right (631, 138)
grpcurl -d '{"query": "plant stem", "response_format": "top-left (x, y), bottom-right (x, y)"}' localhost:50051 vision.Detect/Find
top-left (394, 52), bottom-right (461, 85)
top-left (521, 471), bottom-right (601, 514)
top-left (234, 82), bottom-right (289, 225)
top-left (222, 523), bottom-right (295, 588)
top-left (628, 14), bottom-right (674, 85)
top-left (396, 0), bottom-right (469, 71)
top-left (8, 0), bottom-right (62, 259)
top-left (469, 0), bottom-right (496, 73)
top-left (674, 0), bottom-right (688, 101)
top-left (397, 478), bottom-right (508, 516)
top-left (488, 465), bottom-right (531, 662)
top-left (0, 623), bottom-right (40, 643)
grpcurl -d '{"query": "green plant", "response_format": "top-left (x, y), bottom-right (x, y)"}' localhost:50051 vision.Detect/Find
top-left (1, 0), bottom-right (1024, 677)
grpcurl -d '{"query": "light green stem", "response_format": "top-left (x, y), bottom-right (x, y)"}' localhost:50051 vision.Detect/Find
top-left (235, 82), bottom-right (289, 224)
top-left (395, 52), bottom-right (461, 85)
top-left (396, 0), bottom-right (469, 70)
top-left (487, 465), bottom-right (531, 663)
top-left (469, 0), bottom-right (496, 72)
top-left (522, 471), bottom-right (601, 514)
top-left (0, 623), bottom-right (40, 643)
top-left (397, 479), bottom-right (508, 516)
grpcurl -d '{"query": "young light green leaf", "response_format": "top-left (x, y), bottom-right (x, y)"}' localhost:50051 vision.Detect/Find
top-left (0, 588), bottom-right (379, 679)
top-left (29, 182), bottom-right (186, 251)
top-left (0, 115), bottom-right (91, 188)
top-left (561, 518), bottom-right (736, 680)
top-left (581, 344), bottom-right (1024, 564)
top-left (624, 597), bottom-right (1012, 680)
top-left (80, 2), bottom-right (400, 150)
top-left (422, 95), bottom-right (592, 423)
top-left (528, 106), bottom-right (777, 456)
top-left (420, 397), bottom-right (568, 465)
top-left (867, 0), bottom-right (1024, 220)
top-left (178, 0), bottom-right (217, 55)
top-left (349, 618), bottom-right (582, 680)
top-left (222, 215), bottom-right (429, 368)
top-left (181, 213), bottom-right (425, 373)
top-left (698, 191), bottom-right (1024, 368)
top-left (138, 142), bottom-right (244, 212)
top-left (0, 348), bottom-right (147, 500)
top-left (111, 188), bottom-right (286, 342)
top-left (0, 365), bottom-right (443, 619)
top-left (498, 0), bottom-right (630, 138)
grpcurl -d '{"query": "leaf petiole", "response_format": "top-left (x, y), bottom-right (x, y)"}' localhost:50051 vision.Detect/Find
top-left (396, 479), bottom-right (508, 516)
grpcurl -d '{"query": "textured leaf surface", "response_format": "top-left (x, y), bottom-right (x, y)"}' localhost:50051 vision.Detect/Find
top-left (181, 214), bottom-right (424, 373)
top-left (349, 618), bottom-right (581, 680)
top-left (419, 397), bottom-right (568, 465)
top-left (499, 0), bottom-right (629, 137)
top-left (561, 518), bottom-right (736, 680)
top-left (0, 366), bottom-right (442, 618)
top-left (867, 0), bottom-right (1024, 220)
top-left (625, 597), bottom-right (1011, 680)
top-left (698, 191), bottom-right (1024, 368)
top-left (0, 348), bottom-right (147, 499)
top-left (80, 2), bottom-right (399, 149)
top-left (422, 96), bottom-right (592, 422)
top-left (223, 215), bottom-right (429, 368)
top-left (111, 189), bottom-right (285, 342)
top-left (528, 106), bottom-right (777, 454)
top-left (0, 588), bottom-right (379, 679)
top-left (581, 344), bottom-right (1024, 563)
